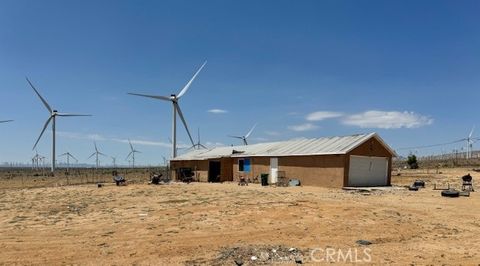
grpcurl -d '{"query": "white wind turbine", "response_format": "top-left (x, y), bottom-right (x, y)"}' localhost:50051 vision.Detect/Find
top-left (32, 150), bottom-right (43, 170)
top-left (111, 156), bottom-right (117, 168)
top-left (189, 128), bottom-right (208, 150)
top-left (88, 142), bottom-right (106, 169)
top-left (128, 61), bottom-right (206, 158)
top-left (27, 77), bottom-right (91, 173)
top-left (464, 126), bottom-right (476, 159)
top-left (59, 152), bottom-right (78, 172)
top-left (229, 124), bottom-right (257, 146)
top-left (126, 139), bottom-right (141, 168)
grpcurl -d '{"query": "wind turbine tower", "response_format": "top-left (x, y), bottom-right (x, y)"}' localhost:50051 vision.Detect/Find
top-left (466, 126), bottom-right (475, 159)
top-left (88, 142), bottom-right (106, 169)
top-left (59, 152), bottom-right (78, 172)
top-left (126, 140), bottom-right (141, 168)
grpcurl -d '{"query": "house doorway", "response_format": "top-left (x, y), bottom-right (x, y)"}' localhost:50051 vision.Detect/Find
top-left (208, 161), bottom-right (221, 182)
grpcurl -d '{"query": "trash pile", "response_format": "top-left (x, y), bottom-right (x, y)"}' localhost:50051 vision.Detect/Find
top-left (212, 245), bottom-right (309, 265)
top-left (149, 173), bottom-right (171, 185)
top-left (408, 180), bottom-right (425, 191)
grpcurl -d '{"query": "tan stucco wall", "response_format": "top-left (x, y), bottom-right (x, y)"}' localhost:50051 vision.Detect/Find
top-left (232, 155), bottom-right (345, 187)
top-left (170, 160), bottom-right (209, 182)
top-left (232, 157), bottom-right (269, 182)
top-left (170, 158), bottom-right (233, 182)
top-left (220, 158), bottom-right (234, 182)
top-left (345, 137), bottom-right (393, 186)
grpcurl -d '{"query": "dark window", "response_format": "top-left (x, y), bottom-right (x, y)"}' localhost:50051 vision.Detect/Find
top-left (239, 159), bottom-right (244, 171)
top-left (238, 158), bottom-right (251, 172)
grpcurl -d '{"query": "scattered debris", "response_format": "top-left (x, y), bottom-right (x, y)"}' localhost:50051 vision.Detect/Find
top-left (459, 191), bottom-right (470, 197)
top-left (356, 240), bottom-right (373, 246)
top-left (97, 183), bottom-right (103, 188)
top-left (112, 170), bottom-right (126, 186)
top-left (212, 245), bottom-right (309, 265)
top-left (150, 174), bottom-right (162, 185)
top-left (288, 179), bottom-right (301, 187)
top-left (238, 177), bottom-right (249, 186)
top-left (294, 256), bottom-right (303, 264)
top-left (408, 186), bottom-right (419, 191)
top-left (413, 180), bottom-right (425, 188)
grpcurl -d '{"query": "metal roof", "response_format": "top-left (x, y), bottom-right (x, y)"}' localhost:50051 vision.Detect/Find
top-left (172, 132), bottom-right (396, 161)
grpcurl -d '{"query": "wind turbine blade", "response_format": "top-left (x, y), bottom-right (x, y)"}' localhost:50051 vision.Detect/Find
top-left (245, 123), bottom-right (257, 138)
top-left (174, 103), bottom-right (195, 146)
top-left (0, 120), bottom-right (13, 123)
top-left (33, 116), bottom-right (53, 150)
top-left (59, 153), bottom-right (68, 157)
top-left (88, 153), bottom-right (96, 159)
top-left (228, 135), bottom-right (244, 139)
top-left (127, 93), bottom-right (171, 101)
top-left (177, 61), bottom-right (207, 99)
top-left (98, 152), bottom-right (107, 157)
top-left (134, 150), bottom-right (142, 154)
top-left (70, 154), bottom-right (79, 162)
top-left (126, 151), bottom-right (133, 160)
top-left (56, 113), bottom-right (92, 117)
top-left (469, 126), bottom-right (475, 139)
top-left (94, 142), bottom-right (98, 152)
top-left (128, 139), bottom-right (134, 151)
top-left (26, 77), bottom-right (52, 113)
top-left (199, 144), bottom-right (208, 149)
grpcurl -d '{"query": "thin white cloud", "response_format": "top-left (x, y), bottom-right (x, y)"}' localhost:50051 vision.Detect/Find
top-left (252, 137), bottom-right (269, 142)
top-left (342, 110), bottom-right (433, 129)
top-left (111, 138), bottom-right (172, 148)
top-left (57, 131), bottom-right (176, 148)
top-left (288, 123), bottom-right (319, 132)
top-left (57, 131), bottom-right (105, 141)
top-left (264, 130), bottom-right (280, 136)
top-left (306, 111), bottom-right (343, 121)
top-left (207, 109), bottom-right (228, 114)
top-left (205, 141), bottom-right (225, 148)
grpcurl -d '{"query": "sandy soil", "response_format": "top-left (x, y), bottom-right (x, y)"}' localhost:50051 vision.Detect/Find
top-left (0, 168), bottom-right (479, 265)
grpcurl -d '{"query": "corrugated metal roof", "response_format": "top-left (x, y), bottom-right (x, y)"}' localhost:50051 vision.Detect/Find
top-left (172, 132), bottom-right (396, 161)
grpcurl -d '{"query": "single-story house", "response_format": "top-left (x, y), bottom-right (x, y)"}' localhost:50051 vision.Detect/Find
top-left (170, 132), bottom-right (396, 188)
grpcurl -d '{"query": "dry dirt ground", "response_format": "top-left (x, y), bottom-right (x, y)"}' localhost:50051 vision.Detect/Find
top-left (0, 168), bottom-right (479, 265)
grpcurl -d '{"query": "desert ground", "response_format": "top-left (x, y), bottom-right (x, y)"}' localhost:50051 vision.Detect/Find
top-left (0, 167), bottom-right (479, 265)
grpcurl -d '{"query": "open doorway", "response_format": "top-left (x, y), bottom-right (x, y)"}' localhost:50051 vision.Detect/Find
top-left (208, 161), bottom-right (221, 182)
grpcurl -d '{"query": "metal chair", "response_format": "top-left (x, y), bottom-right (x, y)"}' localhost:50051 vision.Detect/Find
top-left (462, 174), bottom-right (474, 192)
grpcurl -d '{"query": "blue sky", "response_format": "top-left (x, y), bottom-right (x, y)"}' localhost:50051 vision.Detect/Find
top-left (1, 0), bottom-right (479, 165)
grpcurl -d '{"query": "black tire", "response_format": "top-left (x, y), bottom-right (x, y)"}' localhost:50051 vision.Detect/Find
top-left (441, 190), bottom-right (460, 198)
top-left (408, 186), bottom-right (419, 191)
top-left (413, 180), bottom-right (425, 188)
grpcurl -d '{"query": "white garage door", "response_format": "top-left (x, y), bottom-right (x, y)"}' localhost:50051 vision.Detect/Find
top-left (348, 155), bottom-right (388, 187)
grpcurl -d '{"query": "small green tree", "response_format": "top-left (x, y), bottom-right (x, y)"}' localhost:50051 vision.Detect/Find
top-left (407, 154), bottom-right (418, 169)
